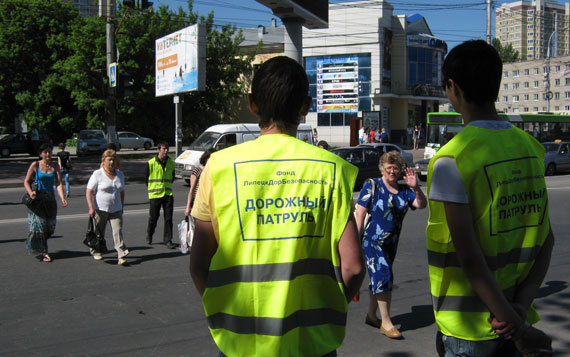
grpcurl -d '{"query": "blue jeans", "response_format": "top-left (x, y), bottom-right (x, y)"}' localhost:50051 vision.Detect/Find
top-left (61, 170), bottom-right (69, 196)
top-left (436, 331), bottom-right (520, 357)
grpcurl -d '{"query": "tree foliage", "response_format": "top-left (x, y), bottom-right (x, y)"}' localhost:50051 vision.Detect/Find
top-left (492, 38), bottom-right (520, 63)
top-left (0, 0), bottom-right (255, 144)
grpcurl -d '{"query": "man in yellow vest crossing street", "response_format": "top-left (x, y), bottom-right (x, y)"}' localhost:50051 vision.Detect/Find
top-left (427, 40), bottom-right (554, 356)
top-left (190, 56), bottom-right (365, 356)
top-left (145, 141), bottom-right (176, 249)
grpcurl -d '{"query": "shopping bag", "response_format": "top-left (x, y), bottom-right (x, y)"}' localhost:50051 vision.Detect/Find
top-left (178, 217), bottom-right (189, 254)
top-left (83, 216), bottom-right (108, 253)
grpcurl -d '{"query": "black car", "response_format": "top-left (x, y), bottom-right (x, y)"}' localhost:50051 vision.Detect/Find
top-left (331, 146), bottom-right (387, 190)
top-left (0, 133), bottom-right (50, 158)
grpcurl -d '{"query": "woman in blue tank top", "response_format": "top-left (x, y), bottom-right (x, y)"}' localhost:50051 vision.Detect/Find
top-left (24, 143), bottom-right (68, 262)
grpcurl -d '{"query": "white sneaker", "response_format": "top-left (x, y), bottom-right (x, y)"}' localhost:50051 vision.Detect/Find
top-left (93, 253), bottom-right (103, 260)
top-left (118, 258), bottom-right (126, 265)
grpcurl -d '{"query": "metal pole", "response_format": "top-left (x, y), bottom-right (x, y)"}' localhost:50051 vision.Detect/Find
top-left (486, 0), bottom-right (492, 44)
top-left (105, 0), bottom-right (117, 145)
top-left (174, 95), bottom-right (183, 157)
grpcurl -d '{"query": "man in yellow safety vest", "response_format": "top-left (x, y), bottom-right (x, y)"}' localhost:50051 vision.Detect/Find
top-left (190, 56), bottom-right (365, 357)
top-left (427, 40), bottom-right (554, 356)
top-left (145, 141), bottom-right (176, 249)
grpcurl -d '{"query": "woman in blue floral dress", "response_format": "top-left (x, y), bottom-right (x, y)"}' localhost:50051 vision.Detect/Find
top-left (355, 151), bottom-right (426, 339)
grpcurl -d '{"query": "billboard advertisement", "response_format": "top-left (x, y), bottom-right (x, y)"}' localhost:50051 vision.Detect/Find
top-left (155, 24), bottom-right (206, 97)
top-left (316, 55), bottom-right (359, 113)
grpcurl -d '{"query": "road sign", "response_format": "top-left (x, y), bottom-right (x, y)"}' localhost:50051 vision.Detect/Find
top-left (109, 62), bottom-right (117, 88)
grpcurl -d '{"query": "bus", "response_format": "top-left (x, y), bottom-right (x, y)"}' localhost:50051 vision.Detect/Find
top-left (424, 112), bottom-right (570, 159)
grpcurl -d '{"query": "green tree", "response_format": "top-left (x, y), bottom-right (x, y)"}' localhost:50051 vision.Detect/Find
top-left (114, 1), bottom-right (254, 142)
top-left (0, 0), bottom-right (82, 141)
top-left (492, 38), bottom-right (519, 63)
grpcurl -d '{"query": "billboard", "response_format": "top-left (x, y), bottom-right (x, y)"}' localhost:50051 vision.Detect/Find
top-left (316, 55), bottom-right (359, 113)
top-left (155, 24), bottom-right (206, 97)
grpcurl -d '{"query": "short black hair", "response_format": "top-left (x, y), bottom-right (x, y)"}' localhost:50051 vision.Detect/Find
top-left (107, 142), bottom-right (118, 151)
top-left (200, 148), bottom-right (215, 166)
top-left (442, 40), bottom-right (502, 105)
top-left (38, 143), bottom-right (52, 154)
top-left (157, 141), bottom-right (169, 149)
top-left (317, 140), bottom-right (329, 150)
top-left (250, 56), bottom-right (309, 132)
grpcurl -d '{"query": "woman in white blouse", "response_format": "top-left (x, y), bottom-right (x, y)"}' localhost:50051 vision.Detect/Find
top-left (86, 149), bottom-right (129, 264)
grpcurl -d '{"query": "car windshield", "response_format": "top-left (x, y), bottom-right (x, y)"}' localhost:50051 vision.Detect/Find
top-left (189, 131), bottom-right (221, 150)
top-left (542, 143), bottom-right (560, 152)
top-left (331, 149), bottom-right (352, 160)
top-left (0, 134), bottom-right (16, 142)
top-left (80, 131), bottom-right (104, 140)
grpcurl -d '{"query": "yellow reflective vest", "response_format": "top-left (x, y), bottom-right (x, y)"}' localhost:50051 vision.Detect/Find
top-left (147, 157), bottom-right (175, 199)
top-left (202, 134), bottom-right (357, 357)
top-left (426, 123), bottom-right (550, 341)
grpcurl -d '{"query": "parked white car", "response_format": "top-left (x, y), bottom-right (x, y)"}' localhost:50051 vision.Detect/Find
top-left (117, 131), bottom-right (154, 150)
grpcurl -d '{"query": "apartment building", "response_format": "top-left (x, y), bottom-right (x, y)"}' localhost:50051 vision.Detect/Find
top-left (496, 0), bottom-right (570, 60)
top-left (498, 54), bottom-right (570, 113)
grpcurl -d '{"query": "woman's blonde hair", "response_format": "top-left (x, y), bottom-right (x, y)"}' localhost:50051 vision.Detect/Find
top-left (379, 151), bottom-right (405, 172)
top-left (101, 149), bottom-right (117, 162)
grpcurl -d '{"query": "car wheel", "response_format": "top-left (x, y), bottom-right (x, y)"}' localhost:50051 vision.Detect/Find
top-left (133, 147), bottom-right (138, 151)
top-left (545, 163), bottom-right (556, 176)
top-left (419, 174), bottom-right (427, 182)
top-left (144, 142), bottom-right (151, 150)
top-left (0, 147), bottom-right (10, 158)
top-left (185, 178), bottom-right (190, 184)
top-left (117, 143), bottom-right (121, 150)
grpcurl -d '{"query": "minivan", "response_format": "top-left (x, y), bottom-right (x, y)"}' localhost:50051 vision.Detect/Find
top-left (174, 123), bottom-right (315, 181)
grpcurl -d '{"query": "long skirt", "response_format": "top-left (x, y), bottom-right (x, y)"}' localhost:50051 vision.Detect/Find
top-left (26, 192), bottom-right (57, 256)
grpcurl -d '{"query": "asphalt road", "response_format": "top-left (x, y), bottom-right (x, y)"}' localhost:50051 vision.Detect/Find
top-left (0, 176), bottom-right (569, 356)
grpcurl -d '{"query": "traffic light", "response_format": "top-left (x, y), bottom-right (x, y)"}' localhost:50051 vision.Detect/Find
top-left (141, 0), bottom-right (153, 9)
top-left (123, 0), bottom-right (135, 9)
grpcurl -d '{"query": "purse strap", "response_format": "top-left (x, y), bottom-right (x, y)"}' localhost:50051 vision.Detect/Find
top-left (365, 178), bottom-right (375, 213)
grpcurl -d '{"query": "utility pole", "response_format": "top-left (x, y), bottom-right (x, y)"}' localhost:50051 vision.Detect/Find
top-left (486, 0), bottom-right (492, 44)
top-left (104, 0), bottom-right (117, 145)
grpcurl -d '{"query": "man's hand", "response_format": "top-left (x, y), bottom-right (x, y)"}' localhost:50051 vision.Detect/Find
top-left (513, 325), bottom-right (552, 356)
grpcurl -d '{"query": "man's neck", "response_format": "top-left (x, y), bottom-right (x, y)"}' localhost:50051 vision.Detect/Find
top-left (459, 102), bottom-right (500, 125)
top-left (260, 123), bottom-right (297, 137)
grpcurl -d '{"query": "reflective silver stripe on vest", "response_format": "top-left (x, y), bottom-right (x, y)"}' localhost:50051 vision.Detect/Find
top-left (147, 188), bottom-right (172, 193)
top-left (432, 286), bottom-right (516, 312)
top-left (207, 308), bottom-right (347, 336)
top-left (428, 246), bottom-right (542, 271)
top-left (206, 258), bottom-right (342, 288)
top-left (148, 179), bottom-right (171, 183)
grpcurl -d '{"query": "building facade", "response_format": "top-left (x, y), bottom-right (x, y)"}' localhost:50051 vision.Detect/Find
top-left (302, 1), bottom-right (447, 146)
top-left (496, 0), bottom-right (570, 60)
top-left (498, 54), bottom-right (570, 113)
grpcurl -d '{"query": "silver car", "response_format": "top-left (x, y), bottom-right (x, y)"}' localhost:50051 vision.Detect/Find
top-left (543, 141), bottom-right (570, 176)
top-left (117, 131), bottom-right (154, 150)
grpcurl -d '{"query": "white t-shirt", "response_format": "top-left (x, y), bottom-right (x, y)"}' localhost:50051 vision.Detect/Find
top-left (87, 168), bottom-right (125, 213)
top-left (359, 127), bottom-right (365, 139)
top-left (429, 120), bottom-right (513, 204)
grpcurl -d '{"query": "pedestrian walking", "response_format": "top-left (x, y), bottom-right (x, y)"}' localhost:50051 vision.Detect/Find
top-left (427, 40), bottom-right (553, 356)
top-left (413, 125), bottom-right (420, 150)
top-left (190, 56), bottom-right (365, 356)
top-left (86, 149), bottom-right (129, 264)
top-left (23, 144), bottom-right (68, 262)
top-left (145, 142), bottom-right (176, 249)
top-left (183, 149), bottom-right (214, 247)
top-left (56, 143), bottom-right (71, 198)
top-left (355, 151), bottom-right (426, 339)
top-left (406, 124), bottom-right (413, 147)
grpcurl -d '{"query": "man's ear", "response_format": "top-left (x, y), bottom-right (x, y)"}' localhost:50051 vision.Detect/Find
top-left (299, 95), bottom-right (312, 116)
top-left (448, 79), bottom-right (463, 99)
top-left (248, 94), bottom-right (258, 115)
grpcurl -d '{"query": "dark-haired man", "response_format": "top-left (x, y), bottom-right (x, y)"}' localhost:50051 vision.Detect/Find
top-left (190, 56), bottom-right (365, 356)
top-left (426, 40), bottom-right (553, 356)
top-left (145, 142), bottom-right (176, 249)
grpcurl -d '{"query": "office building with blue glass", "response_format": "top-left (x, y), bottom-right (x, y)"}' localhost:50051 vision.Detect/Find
top-left (303, 1), bottom-right (448, 146)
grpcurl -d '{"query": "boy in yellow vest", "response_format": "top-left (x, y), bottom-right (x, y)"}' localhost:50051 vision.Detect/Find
top-left (427, 40), bottom-right (554, 355)
top-left (190, 56), bottom-right (365, 356)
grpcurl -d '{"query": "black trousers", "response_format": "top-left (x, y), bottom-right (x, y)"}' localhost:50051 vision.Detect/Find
top-left (147, 195), bottom-right (173, 243)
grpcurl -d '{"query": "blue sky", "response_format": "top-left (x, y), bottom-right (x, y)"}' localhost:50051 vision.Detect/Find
top-left (152, 0), bottom-right (515, 51)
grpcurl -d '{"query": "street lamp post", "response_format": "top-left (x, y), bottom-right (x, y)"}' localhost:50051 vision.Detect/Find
top-left (544, 31), bottom-right (555, 112)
